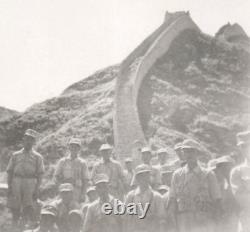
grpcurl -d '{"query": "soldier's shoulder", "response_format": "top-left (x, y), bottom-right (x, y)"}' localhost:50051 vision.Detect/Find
top-left (111, 159), bottom-right (122, 166)
top-left (12, 148), bottom-right (24, 156)
top-left (78, 157), bottom-right (87, 164)
top-left (32, 150), bottom-right (43, 159)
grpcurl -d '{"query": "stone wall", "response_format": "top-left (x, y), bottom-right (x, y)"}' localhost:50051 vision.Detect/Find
top-left (114, 12), bottom-right (200, 160)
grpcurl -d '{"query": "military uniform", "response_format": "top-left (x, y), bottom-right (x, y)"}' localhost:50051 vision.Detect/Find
top-left (50, 184), bottom-right (81, 232)
top-left (170, 164), bottom-right (221, 232)
top-left (54, 155), bottom-right (89, 202)
top-left (91, 158), bottom-right (125, 199)
top-left (125, 164), bottom-right (165, 232)
top-left (6, 148), bottom-right (44, 211)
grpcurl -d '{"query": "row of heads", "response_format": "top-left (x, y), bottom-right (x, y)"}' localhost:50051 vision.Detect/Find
top-left (24, 128), bottom-right (250, 152)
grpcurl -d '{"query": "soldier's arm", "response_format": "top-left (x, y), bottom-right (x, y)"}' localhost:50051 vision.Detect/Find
top-left (230, 166), bottom-right (244, 191)
top-left (53, 159), bottom-right (64, 185)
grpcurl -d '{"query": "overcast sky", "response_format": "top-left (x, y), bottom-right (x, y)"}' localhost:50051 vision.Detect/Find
top-left (0, 0), bottom-right (249, 111)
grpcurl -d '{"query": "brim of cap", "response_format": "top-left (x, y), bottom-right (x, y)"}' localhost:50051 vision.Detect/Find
top-left (181, 145), bottom-right (199, 151)
top-left (237, 141), bottom-right (248, 146)
top-left (24, 133), bottom-right (36, 138)
top-left (69, 142), bottom-right (81, 146)
top-left (41, 211), bottom-right (56, 217)
top-left (60, 189), bottom-right (73, 192)
top-left (135, 170), bottom-right (151, 175)
top-left (100, 148), bottom-right (112, 152)
top-left (95, 180), bottom-right (109, 185)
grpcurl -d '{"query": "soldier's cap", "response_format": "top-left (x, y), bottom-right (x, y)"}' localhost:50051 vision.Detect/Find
top-left (157, 147), bottom-right (172, 155)
top-left (99, 143), bottom-right (112, 152)
top-left (141, 147), bottom-right (151, 154)
top-left (41, 205), bottom-right (57, 217)
top-left (157, 185), bottom-right (169, 192)
top-left (94, 174), bottom-right (109, 185)
top-left (174, 142), bottom-right (183, 151)
top-left (135, 164), bottom-right (151, 176)
top-left (69, 209), bottom-right (82, 219)
top-left (216, 155), bottom-right (235, 165)
top-left (180, 139), bottom-right (202, 152)
top-left (59, 183), bottom-right (74, 192)
top-left (24, 129), bottom-right (39, 139)
top-left (68, 138), bottom-right (81, 146)
top-left (86, 186), bottom-right (96, 194)
top-left (125, 158), bottom-right (133, 163)
top-left (236, 131), bottom-right (250, 146)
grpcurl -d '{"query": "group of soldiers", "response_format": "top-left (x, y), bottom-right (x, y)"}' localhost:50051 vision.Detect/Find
top-left (5, 128), bottom-right (250, 232)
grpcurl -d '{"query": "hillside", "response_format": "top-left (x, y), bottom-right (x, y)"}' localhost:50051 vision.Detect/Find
top-left (0, 21), bottom-right (249, 170)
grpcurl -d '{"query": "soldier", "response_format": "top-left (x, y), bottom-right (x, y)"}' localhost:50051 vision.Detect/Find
top-left (50, 183), bottom-right (80, 232)
top-left (154, 148), bottom-right (172, 171)
top-left (81, 186), bottom-right (98, 222)
top-left (231, 131), bottom-right (250, 231)
top-left (6, 129), bottom-right (44, 228)
top-left (91, 144), bottom-right (125, 199)
top-left (168, 139), bottom-right (222, 232)
top-left (125, 164), bottom-right (165, 232)
top-left (169, 142), bottom-right (186, 170)
top-left (83, 174), bottom-right (122, 232)
top-left (138, 147), bottom-right (161, 189)
top-left (123, 158), bottom-right (134, 193)
top-left (54, 138), bottom-right (89, 202)
top-left (212, 156), bottom-right (239, 232)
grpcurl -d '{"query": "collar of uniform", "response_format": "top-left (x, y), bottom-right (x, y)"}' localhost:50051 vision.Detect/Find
top-left (183, 164), bottom-right (202, 174)
top-left (98, 194), bottom-right (114, 204)
top-left (134, 186), bottom-right (153, 196)
top-left (21, 148), bottom-right (36, 157)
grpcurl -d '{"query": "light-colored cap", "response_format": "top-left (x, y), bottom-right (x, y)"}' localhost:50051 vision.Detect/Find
top-left (237, 131), bottom-right (250, 146)
top-left (94, 174), bottom-right (109, 185)
top-left (141, 147), bottom-right (151, 154)
top-left (68, 138), bottom-right (81, 146)
top-left (174, 142), bottom-right (183, 151)
top-left (157, 185), bottom-right (169, 192)
top-left (41, 205), bottom-right (57, 217)
top-left (86, 186), bottom-right (96, 194)
top-left (125, 158), bottom-right (133, 163)
top-left (59, 183), bottom-right (74, 192)
top-left (135, 164), bottom-right (151, 176)
top-left (99, 144), bottom-right (112, 151)
top-left (216, 155), bottom-right (235, 165)
top-left (181, 139), bottom-right (202, 152)
top-left (24, 129), bottom-right (39, 139)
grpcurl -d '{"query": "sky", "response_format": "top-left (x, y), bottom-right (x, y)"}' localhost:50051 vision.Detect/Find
top-left (0, 0), bottom-right (249, 112)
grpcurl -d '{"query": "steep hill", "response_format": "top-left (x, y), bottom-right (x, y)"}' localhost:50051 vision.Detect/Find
top-left (0, 20), bottom-right (249, 169)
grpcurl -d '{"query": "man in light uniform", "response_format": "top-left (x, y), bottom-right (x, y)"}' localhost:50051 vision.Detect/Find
top-left (131, 147), bottom-right (161, 189)
top-left (6, 129), bottom-right (44, 228)
top-left (154, 148), bottom-right (172, 172)
top-left (83, 174), bottom-right (122, 232)
top-left (54, 138), bottom-right (89, 202)
top-left (91, 144), bottom-right (125, 199)
top-left (168, 139), bottom-right (222, 232)
top-left (125, 164), bottom-right (165, 232)
top-left (49, 183), bottom-right (80, 232)
top-left (231, 131), bottom-right (250, 231)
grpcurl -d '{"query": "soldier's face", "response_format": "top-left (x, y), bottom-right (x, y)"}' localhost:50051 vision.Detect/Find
top-left (125, 162), bottom-right (133, 170)
top-left (96, 182), bottom-right (109, 196)
top-left (60, 191), bottom-right (74, 203)
top-left (136, 172), bottom-right (150, 186)
top-left (23, 135), bottom-right (35, 150)
top-left (158, 153), bottom-right (167, 164)
top-left (184, 148), bottom-right (198, 166)
top-left (101, 150), bottom-right (111, 161)
top-left (69, 144), bottom-right (81, 156)
top-left (87, 191), bottom-right (98, 202)
top-left (141, 152), bottom-right (151, 164)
